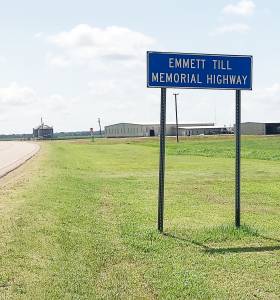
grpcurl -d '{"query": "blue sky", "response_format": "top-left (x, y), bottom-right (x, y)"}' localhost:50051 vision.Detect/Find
top-left (0, 0), bottom-right (279, 133)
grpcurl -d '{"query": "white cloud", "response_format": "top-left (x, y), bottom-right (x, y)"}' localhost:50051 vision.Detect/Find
top-left (44, 24), bottom-right (160, 127)
top-left (46, 53), bottom-right (71, 67)
top-left (242, 83), bottom-right (280, 122)
top-left (44, 94), bottom-right (78, 112)
top-left (0, 82), bottom-right (74, 112)
top-left (34, 32), bottom-right (44, 39)
top-left (211, 23), bottom-right (250, 35)
top-left (88, 80), bottom-right (118, 97)
top-left (0, 82), bottom-right (80, 133)
top-left (254, 83), bottom-right (280, 104)
top-left (223, 0), bottom-right (255, 16)
top-left (211, 1), bottom-right (254, 36)
top-left (40, 24), bottom-right (163, 130)
top-left (0, 83), bottom-right (38, 106)
top-left (47, 24), bottom-right (156, 66)
top-left (46, 94), bottom-right (66, 111)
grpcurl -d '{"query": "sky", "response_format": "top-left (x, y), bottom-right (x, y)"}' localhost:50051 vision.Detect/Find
top-left (0, 0), bottom-right (279, 133)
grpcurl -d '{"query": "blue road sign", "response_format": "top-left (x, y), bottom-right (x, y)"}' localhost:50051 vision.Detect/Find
top-left (147, 52), bottom-right (252, 90)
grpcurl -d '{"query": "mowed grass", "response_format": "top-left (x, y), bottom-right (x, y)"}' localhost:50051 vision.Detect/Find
top-left (0, 135), bottom-right (280, 299)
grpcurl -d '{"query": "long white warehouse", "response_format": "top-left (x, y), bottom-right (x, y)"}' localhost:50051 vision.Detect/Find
top-left (105, 123), bottom-right (217, 138)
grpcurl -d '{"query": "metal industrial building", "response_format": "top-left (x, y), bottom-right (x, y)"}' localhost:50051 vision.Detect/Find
top-left (33, 120), bottom-right (54, 139)
top-left (105, 122), bottom-right (230, 137)
top-left (241, 122), bottom-right (280, 135)
top-left (178, 125), bottom-right (230, 136)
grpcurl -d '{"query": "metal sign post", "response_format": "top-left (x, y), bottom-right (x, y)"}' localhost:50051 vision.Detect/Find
top-left (235, 90), bottom-right (241, 227)
top-left (158, 88), bottom-right (166, 232)
top-left (147, 51), bottom-right (252, 232)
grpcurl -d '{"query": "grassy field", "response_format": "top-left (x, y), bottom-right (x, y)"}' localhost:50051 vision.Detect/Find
top-left (0, 136), bottom-right (280, 299)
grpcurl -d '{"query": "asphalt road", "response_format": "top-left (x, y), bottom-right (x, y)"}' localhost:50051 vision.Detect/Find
top-left (0, 141), bottom-right (40, 178)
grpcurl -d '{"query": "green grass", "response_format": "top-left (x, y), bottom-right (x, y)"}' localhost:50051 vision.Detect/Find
top-left (0, 135), bottom-right (280, 299)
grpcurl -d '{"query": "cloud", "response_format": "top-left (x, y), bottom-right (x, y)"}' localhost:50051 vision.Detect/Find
top-left (0, 83), bottom-right (38, 106)
top-left (254, 83), bottom-right (280, 104)
top-left (242, 83), bottom-right (280, 122)
top-left (211, 1), bottom-right (254, 36)
top-left (41, 24), bottom-right (162, 130)
top-left (34, 32), bottom-right (44, 39)
top-left (47, 24), bottom-right (156, 66)
top-left (0, 82), bottom-right (79, 133)
top-left (223, 0), bottom-right (255, 16)
top-left (46, 53), bottom-right (71, 67)
top-left (88, 80), bottom-right (118, 97)
top-left (211, 23), bottom-right (250, 35)
top-left (44, 94), bottom-right (78, 112)
top-left (0, 82), bottom-right (75, 113)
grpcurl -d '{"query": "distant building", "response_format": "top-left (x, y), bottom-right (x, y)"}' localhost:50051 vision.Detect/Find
top-left (104, 122), bottom-right (229, 137)
top-left (240, 122), bottom-right (280, 135)
top-left (33, 119), bottom-right (54, 139)
top-left (178, 125), bottom-right (229, 136)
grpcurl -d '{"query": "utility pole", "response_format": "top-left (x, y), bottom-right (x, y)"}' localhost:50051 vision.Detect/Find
top-left (173, 93), bottom-right (179, 142)
top-left (98, 118), bottom-right (102, 137)
top-left (40, 117), bottom-right (43, 139)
